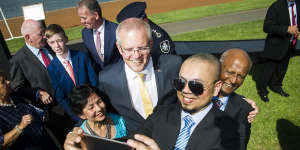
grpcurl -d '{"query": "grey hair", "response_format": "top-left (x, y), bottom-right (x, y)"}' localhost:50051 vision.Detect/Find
top-left (115, 18), bottom-right (152, 46)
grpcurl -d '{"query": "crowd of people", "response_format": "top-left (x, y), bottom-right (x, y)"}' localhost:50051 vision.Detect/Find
top-left (1, 0), bottom-right (297, 149)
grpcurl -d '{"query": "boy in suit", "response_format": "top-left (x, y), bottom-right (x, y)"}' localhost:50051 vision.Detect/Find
top-left (46, 24), bottom-right (97, 142)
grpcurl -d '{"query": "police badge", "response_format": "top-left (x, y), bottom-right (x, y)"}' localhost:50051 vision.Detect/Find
top-left (160, 40), bottom-right (170, 54)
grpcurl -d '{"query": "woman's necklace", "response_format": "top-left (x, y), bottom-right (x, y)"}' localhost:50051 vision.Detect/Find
top-left (85, 118), bottom-right (111, 139)
top-left (0, 97), bottom-right (16, 108)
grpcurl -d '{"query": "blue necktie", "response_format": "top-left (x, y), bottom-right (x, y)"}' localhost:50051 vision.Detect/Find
top-left (174, 115), bottom-right (195, 150)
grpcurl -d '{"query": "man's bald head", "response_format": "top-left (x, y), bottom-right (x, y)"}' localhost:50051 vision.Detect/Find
top-left (20, 19), bottom-right (46, 49)
top-left (219, 49), bottom-right (252, 97)
top-left (220, 48), bottom-right (252, 73)
top-left (21, 19), bottom-right (43, 36)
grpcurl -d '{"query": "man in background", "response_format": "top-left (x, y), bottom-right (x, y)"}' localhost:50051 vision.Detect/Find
top-left (77, 0), bottom-right (120, 73)
top-left (9, 19), bottom-right (53, 110)
top-left (116, 1), bottom-right (176, 59)
top-left (256, 0), bottom-right (298, 102)
top-left (216, 48), bottom-right (254, 149)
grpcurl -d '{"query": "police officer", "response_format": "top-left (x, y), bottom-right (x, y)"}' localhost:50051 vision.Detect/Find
top-left (117, 1), bottom-right (176, 58)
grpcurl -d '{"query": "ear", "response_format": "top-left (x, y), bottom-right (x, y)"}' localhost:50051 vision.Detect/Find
top-left (116, 42), bottom-right (123, 55)
top-left (24, 34), bottom-right (30, 42)
top-left (213, 80), bottom-right (223, 96)
top-left (94, 12), bottom-right (99, 20)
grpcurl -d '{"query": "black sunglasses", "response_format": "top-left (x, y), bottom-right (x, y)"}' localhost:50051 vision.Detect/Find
top-left (172, 78), bottom-right (204, 95)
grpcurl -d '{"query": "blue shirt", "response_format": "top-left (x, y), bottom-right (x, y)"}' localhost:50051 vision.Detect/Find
top-left (179, 102), bottom-right (213, 134)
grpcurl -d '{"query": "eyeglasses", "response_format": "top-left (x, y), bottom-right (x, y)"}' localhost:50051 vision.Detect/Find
top-left (120, 46), bottom-right (150, 55)
top-left (172, 78), bottom-right (206, 95)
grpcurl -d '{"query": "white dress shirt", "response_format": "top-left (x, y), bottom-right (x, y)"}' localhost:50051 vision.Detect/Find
top-left (93, 19), bottom-right (105, 59)
top-left (56, 49), bottom-right (73, 70)
top-left (26, 43), bottom-right (53, 67)
top-left (179, 102), bottom-right (213, 134)
top-left (288, 1), bottom-right (297, 41)
top-left (125, 57), bottom-right (158, 119)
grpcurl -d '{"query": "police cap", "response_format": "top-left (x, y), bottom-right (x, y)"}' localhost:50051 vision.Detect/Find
top-left (116, 1), bottom-right (147, 23)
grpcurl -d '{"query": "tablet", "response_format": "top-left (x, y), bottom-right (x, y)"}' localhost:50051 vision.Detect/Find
top-left (81, 134), bottom-right (133, 150)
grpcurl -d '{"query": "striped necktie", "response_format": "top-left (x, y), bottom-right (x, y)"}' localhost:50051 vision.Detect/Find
top-left (174, 115), bottom-right (195, 150)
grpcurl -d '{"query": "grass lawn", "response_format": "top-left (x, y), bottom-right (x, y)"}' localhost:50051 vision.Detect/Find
top-left (173, 20), bottom-right (300, 150)
top-left (149, 0), bottom-right (274, 24)
top-left (172, 20), bottom-right (266, 40)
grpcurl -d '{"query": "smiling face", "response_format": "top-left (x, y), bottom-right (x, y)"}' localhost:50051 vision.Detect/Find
top-left (47, 32), bottom-right (68, 56)
top-left (81, 93), bottom-right (106, 123)
top-left (117, 26), bottom-right (151, 72)
top-left (77, 6), bottom-right (100, 29)
top-left (177, 60), bottom-right (222, 115)
top-left (220, 54), bottom-right (250, 97)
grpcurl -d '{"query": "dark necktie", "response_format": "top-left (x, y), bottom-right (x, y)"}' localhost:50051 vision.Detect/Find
top-left (39, 49), bottom-right (50, 68)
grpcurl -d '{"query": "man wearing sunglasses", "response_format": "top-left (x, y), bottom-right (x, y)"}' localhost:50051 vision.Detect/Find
top-left (64, 53), bottom-right (239, 150)
top-left (216, 49), bottom-right (255, 150)
top-left (97, 18), bottom-right (182, 135)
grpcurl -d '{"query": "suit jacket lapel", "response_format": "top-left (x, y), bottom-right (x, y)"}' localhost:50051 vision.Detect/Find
top-left (153, 56), bottom-right (164, 104)
top-left (104, 20), bottom-right (113, 65)
top-left (186, 106), bottom-right (216, 149)
top-left (23, 46), bottom-right (47, 72)
top-left (167, 104), bottom-right (182, 147)
top-left (70, 51), bottom-right (79, 85)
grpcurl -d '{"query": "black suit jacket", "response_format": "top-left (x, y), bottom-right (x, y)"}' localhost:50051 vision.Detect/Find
top-left (263, 0), bottom-right (300, 60)
top-left (136, 103), bottom-right (240, 150)
top-left (98, 55), bottom-right (182, 134)
top-left (9, 45), bottom-right (54, 107)
top-left (224, 93), bottom-right (252, 150)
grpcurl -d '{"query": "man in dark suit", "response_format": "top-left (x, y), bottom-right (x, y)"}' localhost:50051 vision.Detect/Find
top-left (98, 18), bottom-right (182, 134)
top-left (217, 49), bottom-right (254, 150)
top-left (9, 19), bottom-right (54, 109)
top-left (116, 1), bottom-right (176, 59)
top-left (64, 53), bottom-right (240, 150)
top-left (257, 0), bottom-right (299, 102)
top-left (77, 0), bottom-right (120, 73)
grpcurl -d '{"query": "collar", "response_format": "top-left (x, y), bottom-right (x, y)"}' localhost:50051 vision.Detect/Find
top-left (181, 102), bottom-right (213, 126)
top-left (125, 57), bottom-right (153, 80)
top-left (288, 0), bottom-right (296, 6)
top-left (57, 49), bottom-right (71, 63)
top-left (26, 43), bottom-right (41, 56)
top-left (218, 95), bottom-right (230, 106)
top-left (93, 19), bottom-right (105, 33)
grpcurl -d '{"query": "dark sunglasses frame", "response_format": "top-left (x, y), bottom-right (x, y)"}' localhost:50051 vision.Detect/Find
top-left (172, 78), bottom-right (205, 95)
